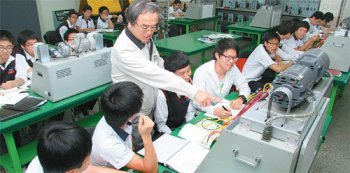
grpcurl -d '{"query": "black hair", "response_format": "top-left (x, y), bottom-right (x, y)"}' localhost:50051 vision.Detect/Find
top-left (213, 38), bottom-right (240, 60)
top-left (310, 11), bottom-right (324, 20)
top-left (68, 10), bottom-right (78, 18)
top-left (0, 30), bottom-right (15, 44)
top-left (164, 50), bottom-right (190, 73)
top-left (99, 6), bottom-right (109, 14)
top-left (63, 28), bottom-right (79, 42)
top-left (100, 82), bottom-right (143, 127)
top-left (294, 20), bottom-right (310, 32)
top-left (174, 0), bottom-right (182, 5)
top-left (82, 5), bottom-right (92, 12)
top-left (324, 12), bottom-right (334, 23)
top-left (17, 29), bottom-right (40, 46)
top-left (37, 122), bottom-right (92, 173)
top-left (277, 20), bottom-right (295, 35)
top-left (262, 31), bottom-right (281, 43)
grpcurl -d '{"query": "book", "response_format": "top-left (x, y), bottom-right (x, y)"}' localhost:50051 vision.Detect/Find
top-left (138, 133), bottom-right (209, 173)
top-left (0, 96), bottom-right (47, 122)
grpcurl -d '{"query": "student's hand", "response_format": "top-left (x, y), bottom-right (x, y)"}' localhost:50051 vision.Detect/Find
top-left (310, 35), bottom-right (320, 42)
top-left (230, 98), bottom-right (244, 110)
top-left (214, 107), bottom-right (232, 119)
top-left (0, 81), bottom-right (16, 89)
top-left (194, 90), bottom-right (221, 107)
top-left (86, 28), bottom-right (95, 32)
top-left (138, 115), bottom-right (154, 137)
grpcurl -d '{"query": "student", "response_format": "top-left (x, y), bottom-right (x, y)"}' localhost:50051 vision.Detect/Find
top-left (0, 30), bottom-right (27, 89)
top-left (154, 51), bottom-right (195, 134)
top-left (275, 20), bottom-right (300, 61)
top-left (243, 32), bottom-right (293, 92)
top-left (193, 38), bottom-right (250, 119)
top-left (56, 10), bottom-right (79, 40)
top-left (97, 6), bottom-right (115, 29)
top-left (303, 11), bottom-right (324, 39)
top-left (283, 20), bottom-right (320, 53)
top-left (26, 122), bottom-right (123, 173)
top-left (63, 28), bottom-right (79, 44)
top-left (111, 0), bottom-right (218, 147)
top-left (16, 29), bottom-right (40, 79)
top-left (117, 5), bottom-right (129, 26)
top-left (168, 0), bottom-right (185, 37)
top-left (90, 82), bottom-right (158, 173)
top-left (320, 12), bottom-right (335, 33)
top-left (168, 0), bottom-right (184, 18)
top-left (76, 5), bottom-right (96, 33)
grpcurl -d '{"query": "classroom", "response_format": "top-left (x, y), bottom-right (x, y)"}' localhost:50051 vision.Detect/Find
top-left (0, 0), bottom-right (349, 172)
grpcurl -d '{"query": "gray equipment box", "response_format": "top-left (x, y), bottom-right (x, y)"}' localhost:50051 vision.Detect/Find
top-left (184, 3), bottom-right (215, 19)
top-left (320, 35), bottom-right (350, 72)
top-left (250, 5), bottom-right (282, 28)
top-left (31, 48), bottom-right (111, 102)
top-left (196, 77), bottom-right (332, 173)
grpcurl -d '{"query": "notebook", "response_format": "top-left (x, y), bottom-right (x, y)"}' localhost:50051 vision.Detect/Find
top-left (0, 96), bottom-right (47, 122)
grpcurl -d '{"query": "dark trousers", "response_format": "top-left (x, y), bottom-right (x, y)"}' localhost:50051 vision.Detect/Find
top-left (248, 69), bottom-right (276, 92)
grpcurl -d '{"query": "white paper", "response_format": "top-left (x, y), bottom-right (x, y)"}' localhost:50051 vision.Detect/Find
top-left (137, 134), bottom-right (189, 164)
top-left (166, 142), bottom-right (209, 173)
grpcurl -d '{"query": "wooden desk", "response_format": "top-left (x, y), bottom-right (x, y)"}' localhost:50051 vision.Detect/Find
top-left (168, 16), bottom-right (219, 34)
top-left (227, 20), bottom-right (269, 46)
top-left (0, 84), bottom-right (110, 173)
top-left (155, 30), bottom-right (241, 66)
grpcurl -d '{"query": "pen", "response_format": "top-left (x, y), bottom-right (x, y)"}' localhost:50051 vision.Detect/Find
top-left (222, 105), bottom-right (228, 111)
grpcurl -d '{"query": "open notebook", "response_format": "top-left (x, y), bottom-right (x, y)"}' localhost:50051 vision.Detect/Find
top-left (138, 120), bottom-right (221, 173)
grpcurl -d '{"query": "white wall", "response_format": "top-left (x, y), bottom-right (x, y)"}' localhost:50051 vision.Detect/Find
top-left (340, 0), bottom-right (350, 21)
top-left (319, 0), bottom-right (343, 26)
top-left (36, 0), bottom-right (80, 35)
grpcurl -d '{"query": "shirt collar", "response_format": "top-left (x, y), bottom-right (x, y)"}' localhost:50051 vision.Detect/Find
top-left (125, 29), bottom-right (146, 49)
top-left (1, 55), bottom-right (15, 70)
top-left (113, 126), bottom-right (130, 141)
top-left (24, 51), bottom-right (35, 61)
top-left (67, 20), bottom-right (75, 28)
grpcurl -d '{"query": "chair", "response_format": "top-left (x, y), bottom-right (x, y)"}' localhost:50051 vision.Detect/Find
top-left (236, 58), bottom-right (247, 72)
top-left (43, 31), bottom-right (62, 45)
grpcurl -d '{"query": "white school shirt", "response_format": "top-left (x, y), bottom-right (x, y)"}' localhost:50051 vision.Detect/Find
top-left (303, 18), bottom-right (320, 40)
top-left (15, 53), bottom-right (32, 79)
top-left (97, 17), bottom-right (111, 29)
top-left (58, 20), bottom-right (76, 40)
top-left (0, 55), bottom-right (28, 84)
top-left (282, 36), bottom-right (305, 58)
top-left (91, 117), bottom-right (134, 169)
top-left (76, 16), bottom-right (95, 29)
top-left (168, 6), bottom-right (183, 18)
top-left (193, 60), bottom-right (250, 115)
top-left (154, 91), bottom-right (196, 134)
top-left (25, 156), bottom-right (44, 173)
top-left (242, 44), bottom-right (276, 82)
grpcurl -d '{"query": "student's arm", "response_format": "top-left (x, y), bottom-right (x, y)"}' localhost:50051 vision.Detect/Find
top-left (125, 115), bottom-right (158, 173)
top-left (107, 18), bottom-right (114, 29)
top-left (230, 67), bottom-right (250, 110)
top-left (85, 165), bottom-right (127, 173)
top-left (269, 61), bottom-right (293, 73)
top-left (154, 91), bottom-right (172, 134)
top-left (296, 35), bottom-right (319, 51)
top-left (112, 46), bottom-right (219, 107)
top-left (274, 54), bottom-right (283, 63)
